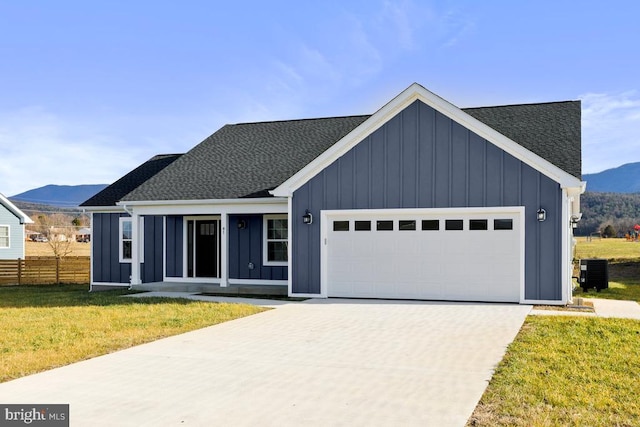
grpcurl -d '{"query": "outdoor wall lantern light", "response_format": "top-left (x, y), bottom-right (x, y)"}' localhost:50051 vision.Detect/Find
top-left (570, 214), bottom-right (582, 228)
top-left (302, 210), bottom-right (313, 224)
top-left (537, 208), bottom-right (547, 222)
top-left (237, 219), bottom-right (247, 229)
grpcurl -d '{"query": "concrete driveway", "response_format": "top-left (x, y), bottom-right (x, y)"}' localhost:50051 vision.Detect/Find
top-left (0, 299), bottom-right (531, 426)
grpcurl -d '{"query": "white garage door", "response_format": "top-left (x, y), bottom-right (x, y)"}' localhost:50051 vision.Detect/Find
top-left (323, 208), bottom-right (523, 302)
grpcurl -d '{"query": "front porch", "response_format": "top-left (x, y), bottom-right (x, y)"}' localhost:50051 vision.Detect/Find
top-left (132, 281), bottom-right (288, 297)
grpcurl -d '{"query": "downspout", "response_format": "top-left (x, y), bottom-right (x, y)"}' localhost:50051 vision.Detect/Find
top-left (82, 208), bottom-right (94, 292)
top-left (121, 205), bottom-right (138, 290)
top-left (564, 181), bottom-right (587, 304)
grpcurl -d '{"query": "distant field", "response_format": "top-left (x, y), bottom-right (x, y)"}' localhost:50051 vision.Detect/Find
top-left (574, 236), bottom-right (640, 261)
top-left (26, 241), bottom-right (91, 257)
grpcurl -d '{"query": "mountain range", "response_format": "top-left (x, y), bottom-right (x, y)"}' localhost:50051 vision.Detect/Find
top-left (583, 162), bottom-right (640, 193)
top-left (5, 162), bottom-right (639, 210)
top-left (10, 184), bottom-right (108, 208)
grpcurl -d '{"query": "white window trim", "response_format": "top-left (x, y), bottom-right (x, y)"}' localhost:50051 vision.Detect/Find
top-left (119, 217), bottom-right (144, 263)
top-left (263, 214), bottom-right (288, 267)
top-left (0, 225), bottom-right (9, 249)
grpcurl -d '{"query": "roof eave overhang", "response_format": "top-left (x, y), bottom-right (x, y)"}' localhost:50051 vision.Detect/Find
top-left (565, 181), bottom-right (587, 196)
top-left (117, 197), bottom-right (287, 207)
top-left (271, 82), bottom-right (583, 197)
top-left (80, 205), bottom-right (127, 213)
top-left (0, 193), bottom-right (34, 224)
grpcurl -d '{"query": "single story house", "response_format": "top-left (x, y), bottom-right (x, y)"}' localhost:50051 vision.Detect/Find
top-left (81, 83), bottom-right (586, 304)
top-left (0, 193), bottom-right (33, 260)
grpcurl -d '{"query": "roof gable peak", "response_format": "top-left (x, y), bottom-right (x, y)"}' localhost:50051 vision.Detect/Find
top-left (272, 82), bottom-right (583, 197)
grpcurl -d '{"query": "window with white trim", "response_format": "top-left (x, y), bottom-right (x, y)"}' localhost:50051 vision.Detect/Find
top-left (119, 217), bottom-right (144, 263)
top-left (0, 225), bottom-right (9, 248)
top-left (263, 215), bottom-right (288, 266)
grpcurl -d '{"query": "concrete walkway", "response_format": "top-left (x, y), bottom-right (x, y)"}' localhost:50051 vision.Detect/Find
top-left (529, 298), bottom-right (640, 319)
top-left (586, 298), bottom-right (640, 319)
top-left (0, 299), bottom-right (531, 427)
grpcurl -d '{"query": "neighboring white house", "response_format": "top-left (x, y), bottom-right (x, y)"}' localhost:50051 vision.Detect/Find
top-left (0, 193), bottom-right (33, 260)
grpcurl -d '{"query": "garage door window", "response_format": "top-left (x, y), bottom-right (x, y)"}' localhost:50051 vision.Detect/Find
top-left (469, 219), bottom-right (488, 230)
top-left (355, 221), bottom-right (371, 231)
top-left (333, 221), bottom-right (349, 231)
top-left (445, 220), bottom-right (464, 230)
top-left (494, 219), bottom-right (513, 230)
top-left (399, 220), bottom-right (416, 231)
top-left (376, 220), bottom-right (393, 231)
top-left (422, 220), bottom-right (439, 230)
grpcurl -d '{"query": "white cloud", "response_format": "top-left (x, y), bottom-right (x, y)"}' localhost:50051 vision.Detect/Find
top-left (581, 91), bottom-right (640, 173)
top-left (0, 107), bottom-right (157, 196)
top-left (380, 0), bottom-right (417, 50)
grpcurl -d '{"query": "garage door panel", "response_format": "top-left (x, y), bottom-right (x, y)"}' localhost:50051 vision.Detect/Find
top-left (325, 209), bottom-right (523, 302)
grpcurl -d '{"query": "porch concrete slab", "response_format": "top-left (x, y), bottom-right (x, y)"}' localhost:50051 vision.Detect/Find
top-left (0, 299), bottom-right (531, 426)
top-left (123, 291), bottom-right (295, 308)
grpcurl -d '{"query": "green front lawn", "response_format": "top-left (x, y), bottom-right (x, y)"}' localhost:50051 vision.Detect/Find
top-left (469, 237), bottom-right (640, 425)
top-left (468, 316), bottom-right (640, 426)
top-left (574, 238), bottom-right (640, 302)
top-left (0, 284), bottom-right (266, 382)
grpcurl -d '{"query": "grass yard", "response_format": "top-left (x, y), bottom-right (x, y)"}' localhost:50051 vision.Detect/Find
top-left (0, 284), bottom-right (266, 383)
top-left (25, 240), bottom-right (91, 257)
top-left (468, 316), bottom-right (640, 426)
top-left (573, 237), bottom-right (640, 302)
top-left (469, 237), bottom-right (640, 425)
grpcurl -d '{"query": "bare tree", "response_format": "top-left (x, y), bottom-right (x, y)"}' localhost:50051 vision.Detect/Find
top-left (35, 213), bottom-right (77, 258)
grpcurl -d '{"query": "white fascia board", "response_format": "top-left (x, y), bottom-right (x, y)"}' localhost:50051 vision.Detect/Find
top-left (272, 82), bottom-right (583, 197)
top-left (0, 193), bottom-right (33, 224)
top-left (118, 197), bottom-right (288, 216)
top-left (117, 197), bottom-right (285, 207)
top-left (566, 181), bottom-right (587, 197)
top-left (81, 205), bottom-right (127, 213)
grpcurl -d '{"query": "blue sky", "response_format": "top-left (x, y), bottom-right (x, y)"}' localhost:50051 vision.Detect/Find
top-left (1, 1), bottom-right (639, 197)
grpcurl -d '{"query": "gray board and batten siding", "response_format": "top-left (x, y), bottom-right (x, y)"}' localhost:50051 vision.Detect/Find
top-left (95, 213), bottom-right (287, 284)
top-left (228, 214), bottom-right (287, 281)
top-left (292, 99), bottom-right (562, 301)
top-left (164, 214), bottom-right (288, 281)
top-left (92, 213), bottom-right (164, 284)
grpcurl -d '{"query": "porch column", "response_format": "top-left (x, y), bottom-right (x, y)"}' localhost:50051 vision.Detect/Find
top-left (130, 212), bottom-right (142, 286)
top-left (220, 212), bottom-right (228, 287)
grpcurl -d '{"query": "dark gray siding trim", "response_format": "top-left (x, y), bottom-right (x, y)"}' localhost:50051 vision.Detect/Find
top-left (228, 214), bottom-right (287, 281)
top-left (141, 216), bottom-right (164, 283)
top-left (165, 216), bottom-right (183, 278)
top-left (92, 213), bottom-right (131, 284)
top-left (292, 100), bottom-right (563, 301)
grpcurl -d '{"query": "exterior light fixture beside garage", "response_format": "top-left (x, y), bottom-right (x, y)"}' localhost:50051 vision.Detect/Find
top-left (302, 210), bottom-right (313, 224)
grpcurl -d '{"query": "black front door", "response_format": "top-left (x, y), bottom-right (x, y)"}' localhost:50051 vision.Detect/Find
top-left (187, 219), bottom-right (219, 278)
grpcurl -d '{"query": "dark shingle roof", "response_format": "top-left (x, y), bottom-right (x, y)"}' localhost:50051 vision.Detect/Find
top-left (121, 116), bottom-right (370, 201)
top-left (113, 99), bottom-right (581, 203)
top-left (80, 154), bottom-right (182, 206)
top-left (463, 101), bottom-right (581, 179)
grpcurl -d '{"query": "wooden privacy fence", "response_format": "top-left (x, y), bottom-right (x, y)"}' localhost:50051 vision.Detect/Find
top-left (0, 257), bottom-right (90, 285)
